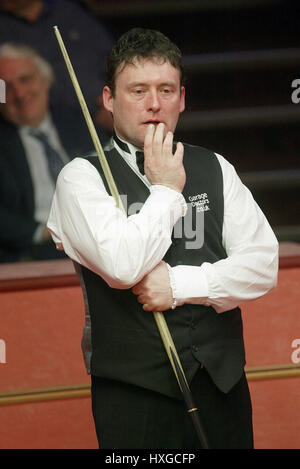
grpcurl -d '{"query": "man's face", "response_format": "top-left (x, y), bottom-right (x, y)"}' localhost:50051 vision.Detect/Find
top-left (0, 1), bottom-right (36, 13)
top-left (103, 58), bottom-right (185, 149)
top-left (0, 56), bottom-right (50, 127)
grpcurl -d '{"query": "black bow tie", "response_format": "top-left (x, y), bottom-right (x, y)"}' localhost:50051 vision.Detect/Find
top-left (113, 133), bottom-right (145, 175)
top-left (136, 151), bottom-right (145, 175)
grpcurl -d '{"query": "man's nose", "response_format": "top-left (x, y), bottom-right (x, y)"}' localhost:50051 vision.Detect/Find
top-left (10, 83), bottom-right (26, 101)
top-left (146, 90), bottom-right (161, 112)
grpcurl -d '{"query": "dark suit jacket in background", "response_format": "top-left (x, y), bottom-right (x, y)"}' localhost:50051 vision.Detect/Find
top-left (0, 108), bottom-right (101, 263)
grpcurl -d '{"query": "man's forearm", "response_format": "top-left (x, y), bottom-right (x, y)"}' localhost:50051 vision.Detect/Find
top-left (47, 158), bottom-right (187, 288)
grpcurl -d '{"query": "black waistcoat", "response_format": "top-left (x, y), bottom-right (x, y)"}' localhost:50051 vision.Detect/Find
top-left (76, 141), bottom-right (246, 398)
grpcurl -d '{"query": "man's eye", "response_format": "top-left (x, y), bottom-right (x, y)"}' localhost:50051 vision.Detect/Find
top-left (161, 88), bottom-right (172, 95)
top-left (20, 74), bottom-right (34, 84)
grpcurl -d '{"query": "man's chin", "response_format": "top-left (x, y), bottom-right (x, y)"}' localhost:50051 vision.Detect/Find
top-left (16, 113), bottom-right (43, 128)
top-left (126, 133), bottom-right (144, 150)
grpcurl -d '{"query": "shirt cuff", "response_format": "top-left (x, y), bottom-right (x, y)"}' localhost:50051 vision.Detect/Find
top-left (149, 185), bottom-right (187, 218)
top-left (166, 263), bottom-right (180, 309)
top-left (169, 264), bottom-right (209, 305)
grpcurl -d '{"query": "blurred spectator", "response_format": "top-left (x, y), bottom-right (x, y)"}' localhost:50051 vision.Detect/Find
top-left (0, 0), bottom-right (115, 125)
top-left (0, 42), bottom-right (93, 263)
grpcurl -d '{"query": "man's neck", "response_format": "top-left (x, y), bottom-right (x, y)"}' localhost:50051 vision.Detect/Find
top-left (19, 112), bottom-right (50, 131)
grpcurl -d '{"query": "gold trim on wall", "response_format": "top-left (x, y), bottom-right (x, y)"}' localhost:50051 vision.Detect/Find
top-left (0, 383), bottom-right (90, 407)
top-left (246, 363), bottom-right (300, 381)
top-left (0, 364), bottom-right (299, 407)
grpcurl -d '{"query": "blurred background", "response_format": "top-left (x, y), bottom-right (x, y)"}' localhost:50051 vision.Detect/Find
top-left (0, 0), bottom-right (299, 263)
top-left (86, 0), bottom-right (300, 245)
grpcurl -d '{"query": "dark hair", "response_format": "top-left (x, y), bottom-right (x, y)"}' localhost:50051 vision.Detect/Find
top-left (105, 28), bottom-right (185, 95)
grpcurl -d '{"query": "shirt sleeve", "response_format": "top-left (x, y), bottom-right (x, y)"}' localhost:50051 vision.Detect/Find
top-left (47, 157), bottom-right (186, 289)
top-left (168, 153), bottom-right (279, 313)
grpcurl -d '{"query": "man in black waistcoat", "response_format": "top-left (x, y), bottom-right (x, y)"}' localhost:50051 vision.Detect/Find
top-left (47, 28), bottom-right (278, 449)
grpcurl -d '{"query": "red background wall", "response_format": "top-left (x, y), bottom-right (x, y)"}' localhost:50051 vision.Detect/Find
top-left (242, 264), bottom-right (300, 449)
top-left (0, 247), bottom-right (299, 449)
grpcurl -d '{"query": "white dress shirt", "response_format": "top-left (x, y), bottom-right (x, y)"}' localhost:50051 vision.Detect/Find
top-left (47, 139), bottom-right (278, 313)
top-left (19, 113), bottom-right (69, 242)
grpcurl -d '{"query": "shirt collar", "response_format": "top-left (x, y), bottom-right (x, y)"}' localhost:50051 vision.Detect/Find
top-left (112, 132), bottom-right (150, 185)
top-left (113, 132), bottom-right (142, 158)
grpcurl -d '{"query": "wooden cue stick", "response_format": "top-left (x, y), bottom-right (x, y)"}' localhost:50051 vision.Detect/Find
top-left (53, 26), bottom-right (188, 391)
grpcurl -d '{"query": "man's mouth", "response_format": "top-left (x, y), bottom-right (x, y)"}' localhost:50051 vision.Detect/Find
top-left (143, 120), bottom-right (162, 126)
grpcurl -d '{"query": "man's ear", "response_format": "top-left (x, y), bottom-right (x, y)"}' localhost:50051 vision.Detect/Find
top-left (179, 86), bottom-right (185, 114)
top-left (102, 85), bottom-right (114, 113)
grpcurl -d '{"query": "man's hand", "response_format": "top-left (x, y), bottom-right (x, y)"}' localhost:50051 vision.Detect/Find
top-left (41, 226), bottom-right (52, 242)
top-left (132, 261), bottom-right (174, 312)
top-left (144, 123), bottom-right (186, 193)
